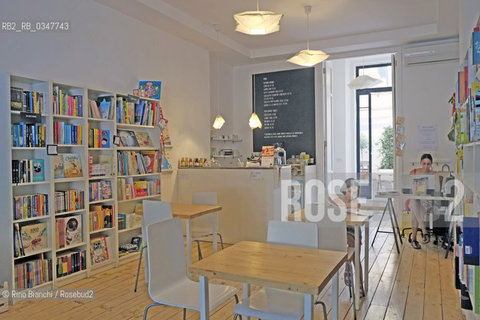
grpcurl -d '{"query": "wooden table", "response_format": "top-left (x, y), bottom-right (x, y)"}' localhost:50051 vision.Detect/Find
top-left (190, 241), bottom-right (347, 320)
top-left (171, 203), bottom-right (222, 270)
top-left (288, 209), bottom-right (371, 309)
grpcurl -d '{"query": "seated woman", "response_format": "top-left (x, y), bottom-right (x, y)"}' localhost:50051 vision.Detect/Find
top-left (406, 153), bottom-right (437, 249)
top-left (331, 178), bottom-right (364, 294)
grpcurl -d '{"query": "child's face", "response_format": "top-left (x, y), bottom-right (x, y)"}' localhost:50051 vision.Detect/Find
top-left (345, 186), bottom-right (358, 200)
top-left (421, 158), bottom-right (432, 172)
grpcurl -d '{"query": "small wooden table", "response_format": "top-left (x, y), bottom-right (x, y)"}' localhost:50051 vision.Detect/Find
top-left (190, 241), bottom-right (347, 320)
top-left (171, 203), bottom-right (222, 270)
top-left (289, 209), bottom-right (371, 309)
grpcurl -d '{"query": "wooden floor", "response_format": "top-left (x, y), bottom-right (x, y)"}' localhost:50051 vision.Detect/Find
top-left (0, 213), bottom-right (463, 320)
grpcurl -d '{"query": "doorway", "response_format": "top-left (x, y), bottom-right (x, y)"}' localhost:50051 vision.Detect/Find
top-left (325, 54), bottom-right (395, 201)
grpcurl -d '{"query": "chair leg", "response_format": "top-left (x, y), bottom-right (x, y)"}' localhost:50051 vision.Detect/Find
top-left (195, 240), bottom-right (203, 260)
top-left (143, 302), bottom-right (161, 320)
top-left (315, 301), bottom-right (328, 320)
top-left (134, 245), bottom-right (146, 292)
top-left (218, 233), bottom-right (224, 249)
top-left (350, 261), bottom-right (357, 320)
top-left (183, 308), bottom-right (186, 320)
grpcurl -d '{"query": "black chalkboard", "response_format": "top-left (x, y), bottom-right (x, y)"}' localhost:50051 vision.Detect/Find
top-left (253, 68), bottom-right (316, 160)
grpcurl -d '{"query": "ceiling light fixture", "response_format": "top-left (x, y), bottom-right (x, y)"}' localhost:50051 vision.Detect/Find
top-left (347, 59), bottom-right (383, 89)
top-left (234, 0), bottom-right (283, 35)
top-left (249, 74), bottom-right (262, 129)
top-left (212, 25), bottom-right (225, 130)
top-left (288, 5), bottom-right (329, 67)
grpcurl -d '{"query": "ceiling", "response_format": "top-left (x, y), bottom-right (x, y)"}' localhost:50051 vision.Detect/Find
top-left (95, 0), bottom-right (458, 65)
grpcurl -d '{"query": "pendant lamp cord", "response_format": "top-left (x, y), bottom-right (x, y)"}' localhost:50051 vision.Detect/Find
top-left (252, 74), bottom-right (255, 114)
top-left (305, 5), bottom-right (312, 51)
top-left (257, 0), bottom-right (260, 11)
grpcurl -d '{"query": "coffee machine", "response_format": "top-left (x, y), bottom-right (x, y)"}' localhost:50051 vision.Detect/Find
top-left (274, 143), bottom-right (286, 166)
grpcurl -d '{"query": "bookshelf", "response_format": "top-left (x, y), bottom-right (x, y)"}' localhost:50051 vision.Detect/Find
top-left (115, 94), bottom-right (162, 262)
top-left (0, 73), bottom-right (164, 293)
top-left (453, 17), bottom-right (480, 319)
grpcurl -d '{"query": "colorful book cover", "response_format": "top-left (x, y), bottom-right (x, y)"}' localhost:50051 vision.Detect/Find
top-left (118, 130), bottom-right (139, 147)
top-left (99, 98), bottom-right (111, 119)
top-left (138, 81), bottom-right (161, 99)
top-left (135, 131), bottom-right (154, 147)
top-left (32, 159), bottom-right (45, 182)
top-left (101, 180), bottom-right (112, 200)
top-left (161, 155), bottom-right (171, 170)
top-left (21, 222), bottom-right (48, 254)
top-left (473, 30), bottom-right (480, 65)
top-left (101, 130), bottom-right (110, 148)
top-left (53, 155), bottom-right (65, 179)
top-left (90, 235), bottom-right (109, 265)
top-left (63, 215), bottom-right (82, 247)
top-left (63, 154), bottom-right (83, 178)
top-left (142, 151), bottom-right (156, 173)
top-left (161, 126), bottom-right (171, 146)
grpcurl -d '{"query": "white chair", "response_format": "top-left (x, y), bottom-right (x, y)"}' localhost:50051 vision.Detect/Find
top-left (134, 200), bottom-right (173, 292)
top-left (143, 218), bottom-right (239, 320)
top-left (233, 220), bottom-right (319, 320)
top-left (191, 192), bottom-right (224, 259)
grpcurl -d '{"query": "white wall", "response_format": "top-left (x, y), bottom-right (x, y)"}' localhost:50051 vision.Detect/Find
top-left (399, 57), bottom-right (458, 173)
top-left (0, 0), bottom-right (213, 201)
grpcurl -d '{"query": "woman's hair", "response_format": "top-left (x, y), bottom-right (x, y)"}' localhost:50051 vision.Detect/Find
top-left (340, 178), bottom-right (359, 194)
top-left (420, 153), bottom-right (433, 163)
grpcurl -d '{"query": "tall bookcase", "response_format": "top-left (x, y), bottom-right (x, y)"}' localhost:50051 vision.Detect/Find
top-left (0, 73), bottom-right (164, 293)
top-left (453, 15), bottom-right (480, 319)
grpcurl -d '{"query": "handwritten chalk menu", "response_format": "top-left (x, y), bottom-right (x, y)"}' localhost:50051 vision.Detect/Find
top-left (253, 68), bottom-right (315, 159)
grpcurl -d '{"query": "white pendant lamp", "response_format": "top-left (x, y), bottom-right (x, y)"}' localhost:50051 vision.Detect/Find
top-left (347, 74), bottom-right (382, 90)
top-left (234, 0), bottom-right (283, 35)
top-left (249, 74), bottom-right (262, 129)
top-left (288, 6), bottom-right (329, 67)
top-left (212, 25), bottom-right (225, 130)
top-left (212, 114), bottom-right (225, 129)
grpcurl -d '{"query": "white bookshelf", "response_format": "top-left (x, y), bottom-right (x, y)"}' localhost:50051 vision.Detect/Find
top-left (0, 73), bottom-right (165, 294)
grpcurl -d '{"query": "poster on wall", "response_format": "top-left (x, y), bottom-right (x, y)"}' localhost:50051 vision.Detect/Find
top-left (252, 68), bottom-right (316, 160)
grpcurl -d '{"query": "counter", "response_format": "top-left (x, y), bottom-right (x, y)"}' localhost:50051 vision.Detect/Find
top-left (176, 167), bottom-right (291, 243)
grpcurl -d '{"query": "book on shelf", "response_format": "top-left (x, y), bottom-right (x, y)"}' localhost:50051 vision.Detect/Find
top-left (63, 154), bottom-right (83, 178)
top-left (12, 159), bottom-right (46, 183)
top-left (88, 180), bottom-right (112, 202)
top-left (134, 131), bottom-right (153, 147)
top-left (20, 222), bottom-right (48, 255)
top-left (53, 121), bottom-right (83, 145)
top-left (14, 255), bottom-right (52, 289)
top-left (31, 159), bottom-right (45, 182)
top-left (13, 223), bottom-right (24, 257)
top-left (52, 86), bottom-right (83, 116)
top-left (10, 87), bottom-right (44, 113)
top-left (56, 215), bottom-right (82, 249)
top-left (99, 98), bottom-right (112, 120)
top-left (118, 129), bottom-right (139, 147)
top-left (56, 249), bottom-right (86, 278)
top-left (11, 123), bottom-right (46, 148)
top-left (89, 204), bottom-right (113, 231)
top-left (161, 126), bottom-right (171, 146)
top-left (53, 155), bottom-right (64, 179)
top-left (54, 190), bottom-right (84, 213)
top-left (138, 81), bottom-right (161, 100)
top-left (90, 235), bottom-right (110, 265)
top-left (13, 194), bottom-right (49, 220)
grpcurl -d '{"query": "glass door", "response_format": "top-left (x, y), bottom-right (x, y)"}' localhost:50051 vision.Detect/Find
top-left (356, 63), bottom-right (392, 198)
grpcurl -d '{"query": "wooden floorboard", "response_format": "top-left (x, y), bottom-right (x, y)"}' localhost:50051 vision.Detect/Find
top-left (0, 211), bottom-right (463, 320)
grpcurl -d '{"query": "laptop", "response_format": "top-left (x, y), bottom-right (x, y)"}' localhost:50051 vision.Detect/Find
top-left (401, 174), bottom-right (436, 195)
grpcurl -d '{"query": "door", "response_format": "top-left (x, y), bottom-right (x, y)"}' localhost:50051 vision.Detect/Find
top-left (356, 63), bottom-right (393, 198)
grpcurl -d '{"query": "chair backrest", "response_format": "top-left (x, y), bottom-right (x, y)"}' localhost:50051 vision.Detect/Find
top-left (309, 204), bottom-right (347, 252)
top-left (142, 200), bottom-right (173, 281)
top-left (267, 220), bottom-right (318, 249)
top-left (191, 192), bottom-right (218, 233)
top-left (142, 200), bottom-right (173, 234)
top-left (265, 220), bottom-right (318, 298)
top-left (146, 218), bottom-right (187, 295)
